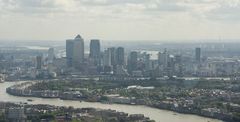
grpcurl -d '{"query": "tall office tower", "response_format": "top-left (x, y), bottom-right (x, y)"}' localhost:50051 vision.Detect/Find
top-left (195, 47), bottom-right (201, 62)
top-left (66, 40), bottom-right (74, 67)
top-left (36, 55), bottom-right (42, 69)
top-left (116, 47), bottom-right (125, 65)
top-left (168, 56), bottom-right (175, 68)
top-left (157, 52), bottom-right (161, 65)
top-left (158, 49), bottom-right (169, 68)
top-left (89, 39), bottom-right (101, 65)
top-left (144, 54), bottom-right (151, 71)
top-left (128, 51), bottom-right (138, 73)
top-left (109, 47), bottom-right (116, 66)
top-left (103, 48), bottom-right (113, 73)
top-left (48, 48), bottom-right (55, 63)
top-left (174, 55), bottom-right (183, 77)
top-left (175, 55), bottom-right (182, 64)
top-left (166, 56), bottom-right (175, 77)
top-left (66, 35), bottom-right (85, 68)
top-left (103, 49), bottom-right (111, 67)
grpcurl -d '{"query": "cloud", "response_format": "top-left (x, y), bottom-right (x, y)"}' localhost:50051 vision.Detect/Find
top-left (0, 0), bottom-right (240, 22)
top-left (0, 0), bottom-right (79, 16)
top-left (177, 0), bottom-right (240, 21)
top-left (0, 0), bottom-right (240, 41)
top-left (206, 0), bottom-right (240, 21)
top-left (0, 0), bottom-right (188, 16)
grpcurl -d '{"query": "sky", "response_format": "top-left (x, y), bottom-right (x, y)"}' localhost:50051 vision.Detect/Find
top-left (0, 0), bottom-right (240, 41)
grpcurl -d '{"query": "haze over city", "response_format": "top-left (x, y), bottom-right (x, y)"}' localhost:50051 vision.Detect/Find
top-left (1, 1), bottom-right (240, 122)
top-left (0, 0), bottom-right (240, 41)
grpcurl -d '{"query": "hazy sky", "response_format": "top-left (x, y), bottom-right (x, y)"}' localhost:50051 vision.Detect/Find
top-left (0, 0), bottom-right (240, 41)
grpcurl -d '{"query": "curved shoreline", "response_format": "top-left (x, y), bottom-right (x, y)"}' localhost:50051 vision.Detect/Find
top-left (5, 81), bottom-right (225, 122)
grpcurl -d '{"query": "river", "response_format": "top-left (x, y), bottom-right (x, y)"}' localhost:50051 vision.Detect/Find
top-left (0, 82), bottom-right (222, 122)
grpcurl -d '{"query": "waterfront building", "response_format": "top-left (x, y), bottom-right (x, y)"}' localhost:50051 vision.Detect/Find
top-left (7, 107), bottom-right (26, 122)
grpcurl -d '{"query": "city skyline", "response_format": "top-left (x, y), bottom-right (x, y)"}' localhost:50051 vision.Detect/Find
top-left (0, 1), bottom-right (240, 122)
top-left (0, 0), bottom-right (240, 41)
top-left (0, 34), bottom-right (239, 122)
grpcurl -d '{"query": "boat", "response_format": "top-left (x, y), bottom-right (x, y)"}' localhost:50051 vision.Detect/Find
top-left (27, 99), bottom-right (33, 102)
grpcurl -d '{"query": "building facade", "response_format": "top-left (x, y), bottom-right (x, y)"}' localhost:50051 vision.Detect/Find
top-left (89, 39), bottom-right (101, 66)
top-left (66, 35), bottom-right (85, 69)
top-left (116, 47), bottom-right (125, 66)
top-left (195, 47), bottom-right (201, 62)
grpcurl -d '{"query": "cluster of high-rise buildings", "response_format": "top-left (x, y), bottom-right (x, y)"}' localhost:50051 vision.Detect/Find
top-left (31, 37), bottom-right (240, 79)
top-left (3, 34), bottom-right (240, 81)
top-left (66, 35), bottom-right (127, 75)
top-left (65, 35), bottom-right (204, 77)
top-left (29, 34), bottom-right (214, 79)
top-left (32, 34), bottom-right (240, 79)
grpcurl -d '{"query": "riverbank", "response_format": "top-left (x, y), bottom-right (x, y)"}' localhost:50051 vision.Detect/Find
top-left (0, 81), bottom-right (222, 122)
top-left (5, 81), bottom-right (229, 122)
top-left (0, 102), bottom-right (153, 122)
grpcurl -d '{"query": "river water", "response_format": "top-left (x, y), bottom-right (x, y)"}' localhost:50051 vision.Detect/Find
top-left (0, 82), bottom-right (222, 122)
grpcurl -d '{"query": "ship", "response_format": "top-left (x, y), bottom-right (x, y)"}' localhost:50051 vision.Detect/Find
top-left (27, 99), bottom-right (34, 102)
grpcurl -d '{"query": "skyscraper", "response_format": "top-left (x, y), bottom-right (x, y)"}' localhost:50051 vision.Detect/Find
top-left (195, 47), bottom-right (201, 62)
top-left (128, 51), bottom-right (138, 73)
top-left (116, 47), bottom-right (125, 66)
top-left (101, 48), bottom-right (112, 73)
top-left (48, 48), bottom-right (54, 63)
top-left (158, 48), bottom-right (169, 68)
top-left (89, 39), bottom-right (101, 66)
top-left (66, 40), bottom-right (74, 67)
top-left (36, 55), bottom-right (42, 69)
top-left (66, 35), bottom-right (85, 69)
top-left (174, 55), bottom-right (183, 77)
top-left (109, 47), bottom-right (116, 66)
top-left (175, 55), bottom-right (182, 64)
top-left (144, 53), bottom-right (151, 71)
top-left (103, 49), bottom-right (111, 67)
